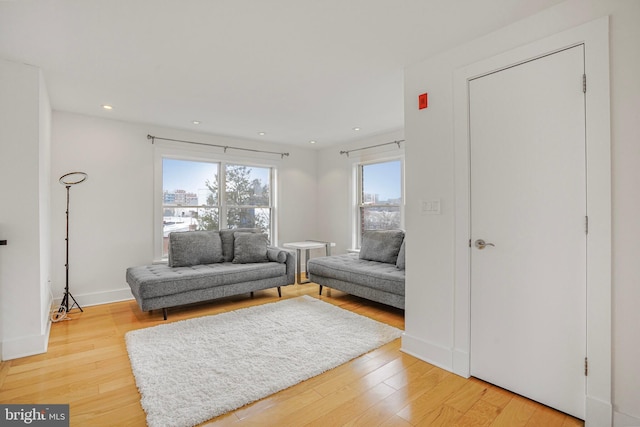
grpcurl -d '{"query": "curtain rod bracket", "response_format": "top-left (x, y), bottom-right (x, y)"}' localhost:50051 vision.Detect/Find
top-left (147, 134), bottom-right (155, 144)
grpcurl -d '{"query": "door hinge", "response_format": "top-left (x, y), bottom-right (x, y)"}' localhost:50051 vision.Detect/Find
top-left (585, 215), bottom-right (589, 234)
top-left (583, 74), bottom-right (587, 93)
top-left (584, 357), bottom-right (588, 376)
top-left (468, 239), bottom-right (471, 248)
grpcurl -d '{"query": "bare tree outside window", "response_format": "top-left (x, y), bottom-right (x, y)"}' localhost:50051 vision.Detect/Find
top-left (162, 159), bottom-right (273, 257)
top-left (224, 164), bottom-right (271, 232)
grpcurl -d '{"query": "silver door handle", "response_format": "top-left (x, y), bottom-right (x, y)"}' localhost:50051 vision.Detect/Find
top-left (475, 239), bottom-right (495, 250)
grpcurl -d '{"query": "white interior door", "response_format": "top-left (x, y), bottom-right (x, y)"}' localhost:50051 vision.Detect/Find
top-left (469, 45), bottom-right (587, 418)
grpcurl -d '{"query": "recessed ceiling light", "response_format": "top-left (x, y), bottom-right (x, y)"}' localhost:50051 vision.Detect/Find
top-left (192, 120), bottom-right (201, 125)
top-left (258, 132), bottom-right (266, 136)
top-left (309, 140), bottom-right (317, 144)
top-left (353, 127), bottom-right (361, 131)
top-left (102, 104), bottom-right (113, 110)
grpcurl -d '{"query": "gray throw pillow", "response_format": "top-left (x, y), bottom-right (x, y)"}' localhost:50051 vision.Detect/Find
top-left (220, 228), bottom-right (261, 262)
top-left (232, 232), bottom-right (269, 264)
top-left (359, 229), bottom-right (405, 264)
top-left (168, 231), bottom-right (224, 267)
top-left (396, 239), bottom-right (406, 269)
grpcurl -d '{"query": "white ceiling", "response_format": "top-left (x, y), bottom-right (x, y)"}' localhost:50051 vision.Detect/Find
top-left (0, 0), bottom-right (565, 148)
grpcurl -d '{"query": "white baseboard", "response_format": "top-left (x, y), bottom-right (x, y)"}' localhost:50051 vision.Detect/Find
top-left (2, 320), bottom-right (51, 361)
top-left (400, 335), bottom-right (471, 378)
top-left (52, 287), bottom-right (134, 309)
top-left (400, 332), bottom-right (455, 373)
top-left (614, 409), bottom-right (640, 427)
top-left (586, 395), bottom-right (613, 427)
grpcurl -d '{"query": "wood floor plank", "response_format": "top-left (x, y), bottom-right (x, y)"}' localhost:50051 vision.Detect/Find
top-left (525, 405), bottom-right (569, 427)
top-left (304, 382), bottom-right (397, 427)
top-left (397, 372), bottom-right (468, 423)
top-left (481, 382), bottom-right (514, 409)
top-left (444, 377), bottom-right (489, 413)
top-left (415, 404), bottom-right (464, 427)
top-left (350, 363), bottom-right (451, 427)
top-left (0, 284), bottom-right (583, 427)
top-left (312, 350), bottom-right (412, 397)
top-left (2, 346), bottom-right (124, 390)
top-left (0, 360), bottom-right (11, 389)
top-left (489, 395), bottom-right (537, 427)
top-left (342, 365), bottom-right (450, 427)
top-left (268, 380), bottom-right (387, 425)
top-left (230, 387), bottom-right (323, 423)
top-left (562, 415), bottom-right (585, 427)
top-left (383, 357), bottom-right (435, 390)
top-left (453, 398), bottom-right (502, 427)
top-left (378, 414), bottom-right (415, 427)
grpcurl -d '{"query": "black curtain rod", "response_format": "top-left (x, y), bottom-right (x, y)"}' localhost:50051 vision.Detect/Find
top-left (147, 134), bottom-right (290, 159)
top-left (339, 140), bottom-right (404, 157)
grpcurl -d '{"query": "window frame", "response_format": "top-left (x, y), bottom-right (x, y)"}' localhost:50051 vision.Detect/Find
top-left (221, 162), bottom-right (274, 232)
top-left (353, 155), bottom-right (405, 248)
top-left (154, 144), bottom-right (278, 262)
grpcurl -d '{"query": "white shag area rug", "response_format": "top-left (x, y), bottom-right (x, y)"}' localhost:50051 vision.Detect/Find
top-left (125, 295), bottom-right (403, 427)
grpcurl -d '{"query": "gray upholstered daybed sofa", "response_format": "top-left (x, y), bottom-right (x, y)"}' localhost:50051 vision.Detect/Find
top-left (307, 229), bottom-right (405, 309)
top-left (126, 228), bottom-right (295, 319)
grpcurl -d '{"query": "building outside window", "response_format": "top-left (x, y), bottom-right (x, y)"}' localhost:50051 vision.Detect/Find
top-left (162, 158), bottom-right (273, 258)
top-left (356, 158), bottom-right (403, 245)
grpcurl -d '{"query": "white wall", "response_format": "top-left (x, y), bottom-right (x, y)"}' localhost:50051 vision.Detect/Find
top-left (402, 0), bottom-right (639, 425)
top-left (0, 59), bottom-right (52, 360)
top-left (316, 129), bottom-right (405, 255)
top-left (50, 112), bottom-right (318, 307)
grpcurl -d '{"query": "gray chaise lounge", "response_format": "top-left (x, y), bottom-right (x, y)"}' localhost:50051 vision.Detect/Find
top-left (126, 228), bottom-right (295, 319)
top-left (308, 229), bottom-right (405, 309)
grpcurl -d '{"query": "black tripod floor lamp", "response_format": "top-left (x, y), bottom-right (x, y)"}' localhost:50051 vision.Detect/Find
top-left (59, 171), bottom-right (87, 314)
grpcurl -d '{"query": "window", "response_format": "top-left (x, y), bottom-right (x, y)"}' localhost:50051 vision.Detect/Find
top-left (161, 158), bottom-right (273, 258)
top-left (356, 159), bottom-right (403, 244)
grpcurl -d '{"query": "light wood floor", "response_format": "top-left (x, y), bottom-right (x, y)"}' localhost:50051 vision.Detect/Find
top-left (0, 284), bottom-right (583, 427)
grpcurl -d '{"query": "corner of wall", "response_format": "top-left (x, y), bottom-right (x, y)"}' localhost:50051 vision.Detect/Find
top-left (1, 323), bottom-right (50, 361)
top-left (38, 67), bottom-right (53, 337)
top-left (400, 332), bottom-right (454, 373)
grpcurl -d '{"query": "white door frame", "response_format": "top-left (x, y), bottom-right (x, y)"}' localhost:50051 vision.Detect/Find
top-left (452, 17), bottom-right (611, 426)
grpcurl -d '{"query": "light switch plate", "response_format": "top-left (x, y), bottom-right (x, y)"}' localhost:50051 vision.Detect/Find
top-left (420, 199), bottom-right (441, 215)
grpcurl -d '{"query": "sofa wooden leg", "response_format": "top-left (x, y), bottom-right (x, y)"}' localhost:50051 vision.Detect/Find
top-left (319, 285), bottom-right (323, 295)
top-left (162, 308), bottom-right (167, 320)
top-left (277, 287), bottom-right (282, 297)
